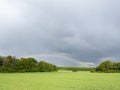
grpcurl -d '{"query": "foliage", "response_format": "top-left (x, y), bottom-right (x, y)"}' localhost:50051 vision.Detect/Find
top-left (72, 68), bottom-right (78, 72)
top-left (58, 67), bottom-right (94, 71)
top-left (94, 60), bottom-right (120, 73)
top-left (0, 56), bottom-right (4, 66)
top-left (38, 61), bottom-right (57, 72)
top-left (0, 55), bottom-right (57, 72)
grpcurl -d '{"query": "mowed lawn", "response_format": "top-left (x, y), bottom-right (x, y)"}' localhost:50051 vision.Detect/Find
top-left (0, 71), bottom-right (120, 90)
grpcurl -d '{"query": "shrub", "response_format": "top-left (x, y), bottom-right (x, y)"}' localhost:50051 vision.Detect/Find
top-left (72, 69), bottom-right (78, 72)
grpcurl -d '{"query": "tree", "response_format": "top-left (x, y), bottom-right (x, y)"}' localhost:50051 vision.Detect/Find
top-left (12, 59), bottom-right (21, 72)
top-left (96, 61), bottom-right (112, 71)
top-left (38, 61), bottom-right (48, 72)
top-left (0, 55), bottom-right (57, 73)
top-left (3, 55), bottom-right (16, 67)
top-left (0, 56), bottom-right (4, 66)
top-left (20, 58), bottom-right (37, 72)
top-left (38, 61), bottom-right (57, 72)
top-left (95, 60), bottom-right (120, 72)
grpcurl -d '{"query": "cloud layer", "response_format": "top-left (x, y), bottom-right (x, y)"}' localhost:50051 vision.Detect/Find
top-left (0, 0), bottom-right (120, 66)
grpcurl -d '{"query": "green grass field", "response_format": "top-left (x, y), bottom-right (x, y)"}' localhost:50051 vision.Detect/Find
top-left (0, 70), bottom-right (120, 90)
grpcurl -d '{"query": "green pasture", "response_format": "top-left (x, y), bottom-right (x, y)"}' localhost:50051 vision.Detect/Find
top-left (0, 70), bottom-right (120, 90)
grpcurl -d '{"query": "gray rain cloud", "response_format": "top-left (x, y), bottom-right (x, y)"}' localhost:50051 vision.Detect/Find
top-left (0, 0), bottom-right (120, 66)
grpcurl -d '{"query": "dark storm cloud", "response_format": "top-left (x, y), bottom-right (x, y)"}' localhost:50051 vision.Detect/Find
top-left (0, 0), bottom-right (120, 66)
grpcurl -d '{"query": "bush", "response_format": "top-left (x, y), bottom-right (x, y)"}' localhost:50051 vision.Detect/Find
top-left (90, 69), bottom-right (96, 73)
top-left (72, 69), bottom-right (78, 72)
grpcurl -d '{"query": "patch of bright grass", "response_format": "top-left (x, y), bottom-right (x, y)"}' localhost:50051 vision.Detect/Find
top-left (0, 71), bottom-right (120, 90)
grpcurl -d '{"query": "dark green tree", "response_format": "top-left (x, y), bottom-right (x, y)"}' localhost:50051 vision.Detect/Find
top-left (95, 60), bottom-right (120, 72)
top-left (20, 58), bottom-right (37, 72)
top-left (0, 55), bottom-right (57, 73)
top-left (0, 56), bottom-right (4, 66)
top-left (38, 61), bottom-right (57, 72)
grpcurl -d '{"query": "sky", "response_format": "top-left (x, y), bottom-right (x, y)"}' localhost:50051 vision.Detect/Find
top-left (0, 0), bottom-right (120, 66)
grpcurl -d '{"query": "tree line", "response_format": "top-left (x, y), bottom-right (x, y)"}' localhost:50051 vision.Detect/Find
top-left (58, 67), bottom-right (94, 72)
top-left (0, 55), bottom-right (57, 72)
top-left (92, 61), bottom-right (120, 73)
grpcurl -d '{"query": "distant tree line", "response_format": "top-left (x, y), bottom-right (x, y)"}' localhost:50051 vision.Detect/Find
top-left (58, 67), bottom-right (94, 72)
top-left (91, 61), bottom-right (120, 73)
top-left (0, 55), bottom-right (57, 72)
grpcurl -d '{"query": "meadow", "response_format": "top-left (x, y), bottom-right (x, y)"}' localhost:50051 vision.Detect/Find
top-left (0, 70), bottom-right (120, 90)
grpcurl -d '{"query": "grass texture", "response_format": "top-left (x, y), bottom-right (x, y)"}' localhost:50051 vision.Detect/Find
top-left (0, 70), bottom-right (120, 90)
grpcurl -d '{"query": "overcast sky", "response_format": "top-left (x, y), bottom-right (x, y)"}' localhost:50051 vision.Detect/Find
top-left (0, 0), bottom-right (120, 66)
